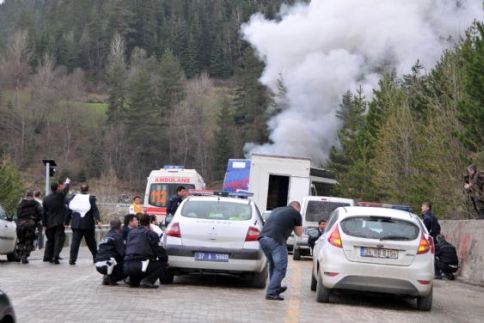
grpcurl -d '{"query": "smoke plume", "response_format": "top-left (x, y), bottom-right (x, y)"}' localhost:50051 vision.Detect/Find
top-left (241, 0), bottom-right (483, 165)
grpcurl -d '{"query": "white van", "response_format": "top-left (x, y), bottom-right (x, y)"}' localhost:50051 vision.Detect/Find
top-left (144, 166), bottom-right (206, 220)
top-left (293, 196), bottom-right (354, 260)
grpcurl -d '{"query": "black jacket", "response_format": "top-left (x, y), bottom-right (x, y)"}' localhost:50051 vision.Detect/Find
top-left (167, 195), bottom-right (183, 215)
top-left (42, 184), bottom-right (70, 228)
top-left (95, 229), bottom-right (125, 263)
top-left (435, 240), bottom-right (459, 266)
top-left (17, 198), bottom-right (42, 223)
top-left (422, 211), bottom-right (441, 239)
top-left (65, 193), bottom-right (100, 230)
top-left (124, 226), bottom-right (168, 262)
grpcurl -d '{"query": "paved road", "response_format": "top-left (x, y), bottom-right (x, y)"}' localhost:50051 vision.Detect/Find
top-left (1, 248), bottom-right (483, 323)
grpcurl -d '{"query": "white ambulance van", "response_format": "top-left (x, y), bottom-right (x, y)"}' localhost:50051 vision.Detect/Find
top-left (144, 166), bottom-right (206, 220)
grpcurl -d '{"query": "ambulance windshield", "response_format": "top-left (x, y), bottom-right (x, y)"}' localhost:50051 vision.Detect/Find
top-left (149, 183), bottom-right (195, 207)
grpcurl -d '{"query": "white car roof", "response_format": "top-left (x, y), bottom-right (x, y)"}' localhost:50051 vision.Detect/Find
top-left (303, 196), bottom-right (354, 203)
top-left (339, 206), bottom-right (417, 222)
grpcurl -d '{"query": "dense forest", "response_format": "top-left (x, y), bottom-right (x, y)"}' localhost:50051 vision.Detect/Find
top-left (0, 0), bottom-right (482, 218)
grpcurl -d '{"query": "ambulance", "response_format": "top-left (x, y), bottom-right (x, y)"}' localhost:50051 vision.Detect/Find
top-left (143, 166), bottom-right (206, 219)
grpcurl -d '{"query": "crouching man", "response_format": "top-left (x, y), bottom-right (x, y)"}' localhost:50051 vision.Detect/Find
top-left (95, 218), bottom-right (126, 285)
top-left (434, 234), bottom-right (459, 280)
top-left (124, 213), bottom-right (169, 288)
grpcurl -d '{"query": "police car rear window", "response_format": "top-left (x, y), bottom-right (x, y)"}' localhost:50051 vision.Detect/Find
top-left (340, 216), bottom-right (420, 240)
top-left (181, 200), bottom-right (252, 221)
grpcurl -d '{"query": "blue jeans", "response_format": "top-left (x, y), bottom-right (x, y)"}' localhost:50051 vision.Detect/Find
top-left (259, 236), bottom-right (288, 296)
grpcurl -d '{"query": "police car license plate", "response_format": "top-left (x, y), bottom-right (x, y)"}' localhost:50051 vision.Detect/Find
top-left (194, 252), bottom-right (229, 262)
top-left (360, 247), bottom-right (398, 259)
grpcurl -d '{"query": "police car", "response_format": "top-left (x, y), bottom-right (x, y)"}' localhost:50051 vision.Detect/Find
top-left (311, 203), bottom-right (434, 311)
top-left (163, 191), bottom-right (268, 288)
top-left (0, 203), bottom-right (17, 261)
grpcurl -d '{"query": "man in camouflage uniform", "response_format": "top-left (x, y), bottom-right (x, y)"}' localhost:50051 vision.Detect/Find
top-left (464, 164), bottom-right (484, 219)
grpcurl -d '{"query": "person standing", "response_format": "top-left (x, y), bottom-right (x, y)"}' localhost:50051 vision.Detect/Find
top-left (66, 184), bottom-right (101, 265)
top-left (43, 178), bottom-right (70, 264)
top-left (123, 214), bottom-right (168, 288)
top-left (129, 196), bottom-right (143, 215)
top-left (421, 201), bottom-right (441, 240)
top-left (16, 191), bottom-right (43, 264)
top-left (464, 164), bottom-right (484, 219)
top-left (167, 186), bottom-right (188, 216)
top-left (95, 218), bottom-right (126, 286)
top-left (33, 191), bottom-right (44, 250)
top-left (258, 201), bottom-right (304, 301)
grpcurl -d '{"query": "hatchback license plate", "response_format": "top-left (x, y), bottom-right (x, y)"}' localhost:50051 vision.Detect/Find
top-left (194, 252), bottom-right (229, 262)
top-left (360, 247), bottom-right (398, 259)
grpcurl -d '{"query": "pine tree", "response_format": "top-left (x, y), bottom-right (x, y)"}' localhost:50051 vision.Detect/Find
top-left (106, 33), bottom-right (128, 126)
top-left (213, 97), bottom-right (235, 180)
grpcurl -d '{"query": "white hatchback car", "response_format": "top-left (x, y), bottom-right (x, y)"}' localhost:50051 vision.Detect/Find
top-left (311, 206), bottom-right (434, 311)
top-left (0, 204), bottom-right (17, 261)
top-left (163, 194), bottom-right (267, 287)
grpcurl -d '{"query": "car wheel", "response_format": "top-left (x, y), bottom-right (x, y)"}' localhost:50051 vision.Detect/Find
top-left (159, 269), bottom-right (175, 284)
top-left (416, 288), bottom-right (433, 311)
top-left (293, 248), bottom-right (301, 261)
top-left (316, 272), bottom-right (331, 303)
top-left (250, 264), bottom-right (268, 289)
top-left (6, 250), bottom-right (18, 262)
top-left (310, 267), bottom-right (317, 291)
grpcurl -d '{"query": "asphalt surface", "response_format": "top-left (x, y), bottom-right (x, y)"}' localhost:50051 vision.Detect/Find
top-left (1, 248), bottom-right (484, 323)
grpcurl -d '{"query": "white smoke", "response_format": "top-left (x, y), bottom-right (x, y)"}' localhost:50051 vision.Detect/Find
top-left (241, 0), bottom-right (483, 165)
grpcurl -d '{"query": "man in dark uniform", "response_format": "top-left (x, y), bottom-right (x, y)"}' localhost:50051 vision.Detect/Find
top-left (421, 201), bottom-right (441, 240)
top-left (16, 191), bottom-right (43, 264)
top-left (43, 178), bottom-right (70, 264)
top-left (95, 218), bottom-right (125, 286)
top-left (167, 186), bottom-right (188, 216)
top-left (66, 184), bottom-right (101, 265)
top-left (124, 213), bottom-right (169, 288)
top-left (434, 234), bottom-right (459, 280)
top-left (258, 201), bottom-right (304, 301)
top-left (122, 214), bottom-right (139, 242)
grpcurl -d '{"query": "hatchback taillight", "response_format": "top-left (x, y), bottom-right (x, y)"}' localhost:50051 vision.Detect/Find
top-left (166, 222), bottom-right (181, 238)
top-left (417, 234), bottom-right (430, 254)
top-left (328, 225), bottom-right (343, 248)
top-left (245, 226), bottom-right (260, 241)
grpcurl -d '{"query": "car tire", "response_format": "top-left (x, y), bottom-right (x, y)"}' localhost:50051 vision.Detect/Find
top-left (250, 264), bottom-right (268, 289)
top-left (6, 250), bottom-right (18, 262)
top-left (293, 248), bottom-right (301, 261)
top-left (416, 288), bottom-right (433, 311)
top-left (159, 269), bottom-right (175, 284)
top-left (316, 272), bottom-right (331, 303)
top-left (310, 268), bottom-right (317, 291)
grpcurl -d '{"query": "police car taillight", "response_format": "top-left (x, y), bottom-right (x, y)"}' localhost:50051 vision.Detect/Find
top-left (417, 234), bottom-right (430, 254)
top-left (245, 226), bottom-right (260, 241)
top-left (166, 222), bottom-right (181, 238)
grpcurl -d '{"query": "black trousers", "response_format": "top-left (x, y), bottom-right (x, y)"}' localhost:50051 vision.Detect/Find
top-left (44, 225), bottom-right (65, 261)
top-left (96, 262), bottom-right (126, 283)
top-left (70, 229), bottom-right (97, 263)
top-left (123, 260), bottom-right (166, 285)
top-left (435, 258), bottom-right (458, 276)
top-left (16, 220), bottom-right (36, 258)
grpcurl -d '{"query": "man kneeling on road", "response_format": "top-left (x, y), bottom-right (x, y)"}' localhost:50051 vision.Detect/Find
top-left (258, 201), bottom-right (304, 301)
top-left (95, 218), bottom-right (126, 286)
top-left (124, 213), bottom-right (169, 288)
top-left (435, 234), bottom-right (459, 280)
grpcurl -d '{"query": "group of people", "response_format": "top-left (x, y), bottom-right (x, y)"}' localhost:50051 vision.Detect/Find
top-left (16, 178), bottom-right (101, 265)
top-left (95, 213), bottom-right (169, 288)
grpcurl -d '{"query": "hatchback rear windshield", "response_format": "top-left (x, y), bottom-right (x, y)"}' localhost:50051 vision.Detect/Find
top-left (181, 200), bottom-right (252, 221)
top-left (340, 216), bottom-right (420, 240)
top-left (305, 201), bottom-right (351, 223)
